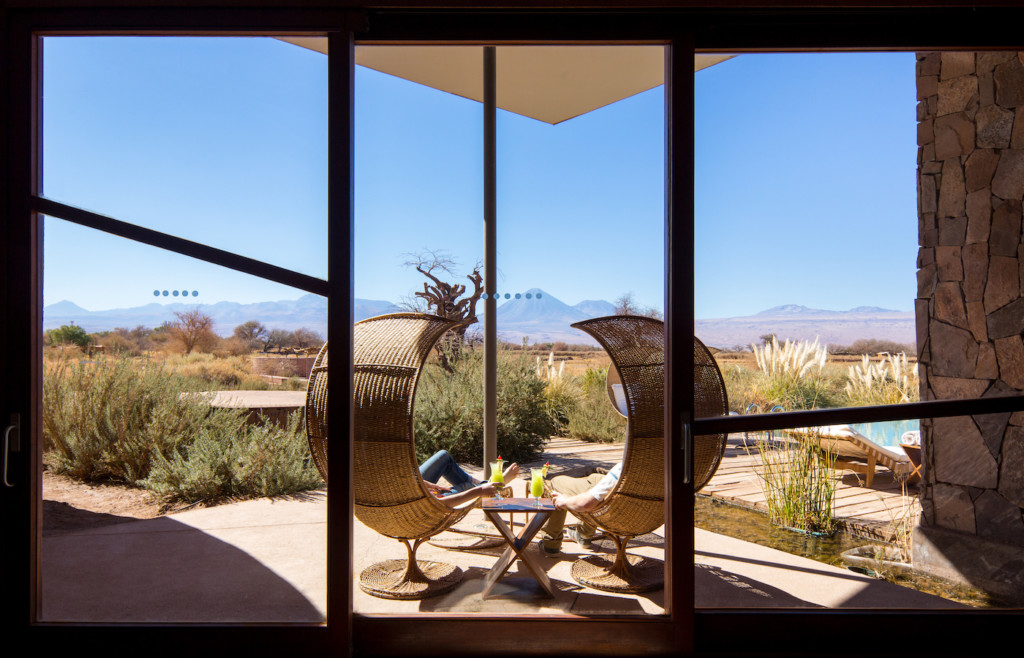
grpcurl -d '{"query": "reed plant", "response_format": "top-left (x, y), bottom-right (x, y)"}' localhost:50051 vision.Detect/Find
top-left (753, 429), bottom-right (838, 535)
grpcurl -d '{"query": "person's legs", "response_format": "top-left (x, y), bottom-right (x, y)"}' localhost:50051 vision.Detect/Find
top-left (419, 450), bottom-right (476, 492)
top-left (539, 471), bottom-right (606, 551)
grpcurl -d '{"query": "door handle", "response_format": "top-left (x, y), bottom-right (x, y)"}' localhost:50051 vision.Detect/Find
top-left (3, 413), bottom-right (20, 488)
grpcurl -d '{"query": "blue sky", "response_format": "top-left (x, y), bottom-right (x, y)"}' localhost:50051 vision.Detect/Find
top-left (41, 38), bottom-right (917, 319)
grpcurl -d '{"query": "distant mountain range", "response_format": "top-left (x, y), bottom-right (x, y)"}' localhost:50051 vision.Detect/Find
top-left (696, 304), bottom-right (915, 349)
top-left (43, 294), bottom-right (914, 349)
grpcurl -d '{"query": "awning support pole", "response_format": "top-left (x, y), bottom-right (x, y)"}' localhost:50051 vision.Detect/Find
top-left (483, 46), bottom-right (498, 473)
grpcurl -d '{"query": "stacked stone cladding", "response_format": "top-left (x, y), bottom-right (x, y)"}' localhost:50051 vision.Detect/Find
top-left (917, 51), bottom-right (1024, 547)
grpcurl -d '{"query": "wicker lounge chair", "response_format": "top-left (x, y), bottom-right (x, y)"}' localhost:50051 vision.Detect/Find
top-left (783, 425), bottom-right (914, 487)
top-left (569, 315), bottom-right (728, 593)
top-left (305, 312), bottom-right (474, 600)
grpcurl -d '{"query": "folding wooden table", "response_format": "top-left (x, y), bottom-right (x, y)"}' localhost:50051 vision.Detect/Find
top-left (480, 498), bottom-right (557, 599)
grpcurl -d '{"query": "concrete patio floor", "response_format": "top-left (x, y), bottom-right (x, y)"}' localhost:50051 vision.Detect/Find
top-left (41, 480), bottom-right (965, 623)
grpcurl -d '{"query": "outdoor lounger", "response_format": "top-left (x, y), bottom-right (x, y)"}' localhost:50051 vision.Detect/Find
top-left (783, 425), bottom-right (915, 488)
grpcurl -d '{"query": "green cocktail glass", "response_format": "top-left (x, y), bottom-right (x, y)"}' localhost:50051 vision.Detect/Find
top-left (489, 460), bottom-right (505, 499)
top-left (531, 468), bottom-right (545, 508)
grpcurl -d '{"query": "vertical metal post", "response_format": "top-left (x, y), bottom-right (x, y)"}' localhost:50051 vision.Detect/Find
top-left (665, 35), bottom-right (696, 646)
top-left (483, 46), bottom-right (498, 471)
top-left (327, 29), bottom-right (355, 644)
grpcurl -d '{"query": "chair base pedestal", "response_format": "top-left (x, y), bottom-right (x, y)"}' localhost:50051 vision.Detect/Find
top-left (571, 554), bottom-right (663, 593)
top-left (359, 559), bottom-right (463, 600)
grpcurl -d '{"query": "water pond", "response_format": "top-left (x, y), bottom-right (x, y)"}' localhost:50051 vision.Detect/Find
top-left (694, 495), bottom-right (1006, 608)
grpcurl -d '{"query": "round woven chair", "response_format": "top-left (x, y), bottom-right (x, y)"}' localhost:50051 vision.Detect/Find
top-left (569, 315), bottom-right (728, 593)
top-left (305, 312), bottom-right (474, 600)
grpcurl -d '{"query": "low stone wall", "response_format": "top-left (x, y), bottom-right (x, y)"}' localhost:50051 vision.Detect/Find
top-left (252, 356), bottom-right (316, 379)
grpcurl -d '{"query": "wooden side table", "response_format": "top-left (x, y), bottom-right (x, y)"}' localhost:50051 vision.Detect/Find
top-left (480, 498), bottom-right (557, 599)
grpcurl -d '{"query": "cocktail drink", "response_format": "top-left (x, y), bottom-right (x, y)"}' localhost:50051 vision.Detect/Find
top-left (489, 459), bottom-right (505, 499)
top-left (531, 468), bottom-right (545, 508)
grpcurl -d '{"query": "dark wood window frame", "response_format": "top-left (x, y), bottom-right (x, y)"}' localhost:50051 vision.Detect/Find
top-left (4, 4), bottom-right (1024, 657)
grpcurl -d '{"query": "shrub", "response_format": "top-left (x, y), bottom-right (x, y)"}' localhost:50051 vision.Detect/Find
top-left (43, 356), bottom-right (212, 482)
top-left (143, 410), bottom-right (321, 503)
top-left (169, 353), bottom-right (268, 389)
top-left (414, 346), bottom-right (555, 465)
top-left (42, 355), bottom-right (319, 503)
top-left (47, 324), bottom-right (91, 348)
top-left (565, 367), bottom-right (627, 443)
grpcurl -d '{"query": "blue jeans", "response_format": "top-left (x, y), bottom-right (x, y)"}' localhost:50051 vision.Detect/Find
top-left (419, 450), bottom-right (477, 494)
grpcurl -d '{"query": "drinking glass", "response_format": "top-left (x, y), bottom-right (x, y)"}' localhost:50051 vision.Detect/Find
top-left (531, 468), bottom-right (545, 508)
top-left (489, 460), bottom-right (505, 499)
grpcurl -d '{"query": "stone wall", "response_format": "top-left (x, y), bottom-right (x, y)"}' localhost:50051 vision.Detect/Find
top-left (916, 51), bottom-right (1024, 599)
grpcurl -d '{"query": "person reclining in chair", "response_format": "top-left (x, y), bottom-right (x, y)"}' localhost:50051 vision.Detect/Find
top-left (536, 462), bottom-right (622, 554)
top-left (419, 449), bottom-right (520, 508)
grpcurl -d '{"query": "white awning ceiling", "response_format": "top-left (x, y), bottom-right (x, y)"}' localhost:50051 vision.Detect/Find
top-left (277, 39), bottom-right (733, 124)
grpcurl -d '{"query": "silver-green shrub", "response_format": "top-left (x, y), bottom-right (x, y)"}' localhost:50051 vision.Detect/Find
top-left (413, 346), bottom-right (555, 465)
top-left (43, 355), bottom-right (320, 503)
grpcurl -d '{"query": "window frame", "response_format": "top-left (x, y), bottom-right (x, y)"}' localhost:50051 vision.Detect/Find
top-left (4, 4), bottom-right (1024, 658)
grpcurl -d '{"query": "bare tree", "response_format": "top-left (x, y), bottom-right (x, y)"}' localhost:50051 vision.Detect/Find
top-left (614, 291), bottom-right (663, 320)
top-left (614, 292), bottom-right (640, 316)
top-left (170, 308), bottom-right (215, 354)
top-left (404, 249), bottom-right (484, 371)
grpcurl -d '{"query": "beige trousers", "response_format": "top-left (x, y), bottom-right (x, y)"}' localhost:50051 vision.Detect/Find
top-left (539, 471), bottom-right (604, 549)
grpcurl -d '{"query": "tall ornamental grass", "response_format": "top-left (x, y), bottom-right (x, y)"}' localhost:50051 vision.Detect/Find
top-left (565, 367), bottom-right (627, 443)
top-left (754, 429), bottom-right (838, 535)
top-left (43, 355), bottom-right (320, 504)
top-left (844, 352), bottom-right (919, 406)
top-left (745, 337), bottom-right (840, 410)
top-left (538, 351), bottom-right (583, 431)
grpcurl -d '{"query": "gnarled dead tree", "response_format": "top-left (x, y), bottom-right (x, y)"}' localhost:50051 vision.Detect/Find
top-left (404, 250), bottom-right (483, 371)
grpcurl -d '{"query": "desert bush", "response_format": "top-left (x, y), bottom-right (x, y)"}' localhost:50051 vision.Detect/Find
top-left (47, 324), bottom-right (91, 348)
top-left (565, 366), bottom-right (627, 443)
top-left (43, 356), bottom-right (212, 482)
top-left (100, 332), bottom-right (145, 357)
top-left (214, 336), bottom-right (254, 358)
top-left (170, 353), bottom-right (269, 389)
top-left (414, 346), bottom-right (555, 465)
top-left (831, 338), bottom-right (915, 356)
top-left (143, 410), bottom-right (321, 503)
top-left (43, 355), bottom-right (318, 502)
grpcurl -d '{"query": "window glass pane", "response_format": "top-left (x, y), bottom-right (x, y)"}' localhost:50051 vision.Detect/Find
top-left (695, 51), bottom-right (1023, 610)
top-left (353, 44), bottom-right (668, 615)
top-left (42, 36), bottom-right (327, 281)
top-left (41, 217), bottom-right (327, 622)
top-left (494, 46), bottom-right (666, 616)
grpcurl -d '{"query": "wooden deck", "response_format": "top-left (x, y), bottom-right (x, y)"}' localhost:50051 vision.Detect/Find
top-left (529, 435), bottom-right (919, 543)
